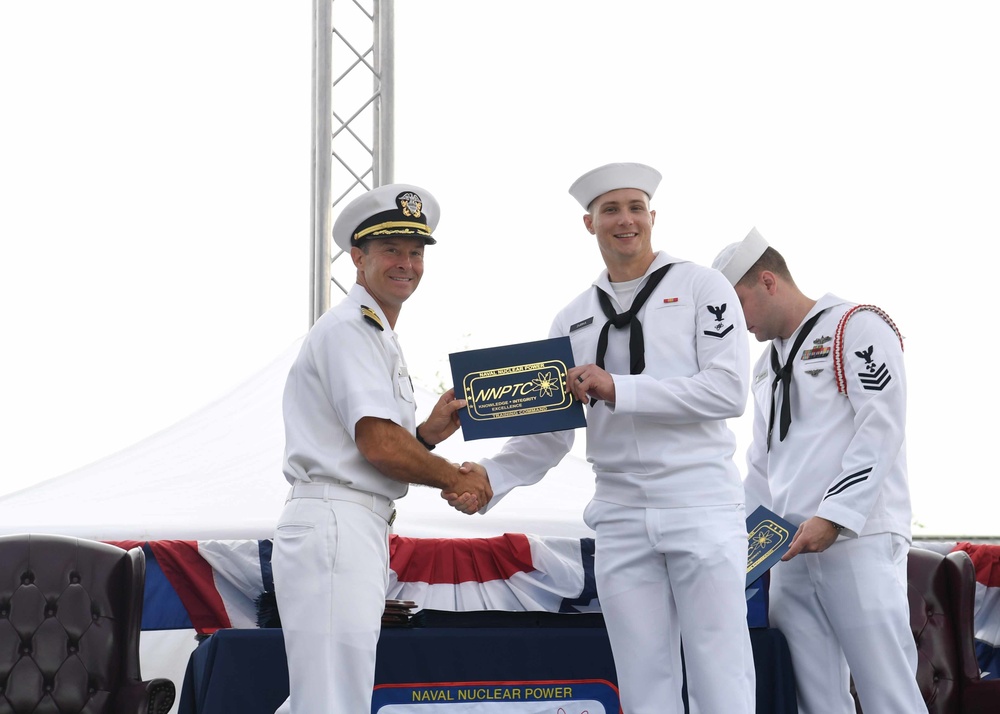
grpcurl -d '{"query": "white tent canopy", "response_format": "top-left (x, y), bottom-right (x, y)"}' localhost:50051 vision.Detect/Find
top-left (0, 338), bottom-right (595, 541)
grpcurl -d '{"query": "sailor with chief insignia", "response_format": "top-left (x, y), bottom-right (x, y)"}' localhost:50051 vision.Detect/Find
top-left (713, 227), bottom-right (924, 714)
top-left (271, 184), bottom-right (491, 714)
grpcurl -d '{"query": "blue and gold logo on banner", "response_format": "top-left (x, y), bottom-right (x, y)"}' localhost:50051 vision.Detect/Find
top-left (450, 337), bottom-right (587, 441)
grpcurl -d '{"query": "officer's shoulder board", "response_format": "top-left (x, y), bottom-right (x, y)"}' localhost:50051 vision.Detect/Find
top-left (361, 305), bottom-right (384, 331)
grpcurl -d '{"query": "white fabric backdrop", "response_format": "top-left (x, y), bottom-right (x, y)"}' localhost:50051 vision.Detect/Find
top-left (0, 337), bottom-right (596, 541)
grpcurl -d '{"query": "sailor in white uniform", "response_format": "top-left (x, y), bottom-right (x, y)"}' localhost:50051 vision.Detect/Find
top-left (449, 163), bottom-right (756, 714)
top-left (271, 184), bottom-right (491, 714)
top-left (713, 228), bottom-right (925, 714)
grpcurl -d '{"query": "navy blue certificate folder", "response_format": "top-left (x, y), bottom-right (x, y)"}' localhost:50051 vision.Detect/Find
top-left (450, 337), bottom-right (587, 441)
top-left (746, 506), bottom-right (798, 589)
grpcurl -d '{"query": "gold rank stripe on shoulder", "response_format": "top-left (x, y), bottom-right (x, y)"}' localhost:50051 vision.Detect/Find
top-left (361, 305), bottom-right (384, 331)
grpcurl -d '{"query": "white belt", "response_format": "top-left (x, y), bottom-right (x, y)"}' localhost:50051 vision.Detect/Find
top-left (288, 482), bottom-right (396, 525)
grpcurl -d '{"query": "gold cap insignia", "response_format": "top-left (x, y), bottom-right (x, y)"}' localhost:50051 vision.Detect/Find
top-left (398, 191), bottom-right (423, 218)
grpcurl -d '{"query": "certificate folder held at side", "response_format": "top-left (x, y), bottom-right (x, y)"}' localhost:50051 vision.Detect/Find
top-left (449, 336), bottom-right (587, 441)
top-left (746, 505), bottom-right (798, 590)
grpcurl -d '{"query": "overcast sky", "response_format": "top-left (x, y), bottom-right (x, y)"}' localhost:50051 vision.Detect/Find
top-left (2, 2), bottom-right (998, 536)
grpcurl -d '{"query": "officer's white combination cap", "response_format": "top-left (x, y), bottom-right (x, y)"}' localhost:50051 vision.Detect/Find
top-left (568, 162), bottom-right (662, 210)
top-left (332, 183), bottom-right (440, 253)
top-left (712, 227), bottom-right (770, 286)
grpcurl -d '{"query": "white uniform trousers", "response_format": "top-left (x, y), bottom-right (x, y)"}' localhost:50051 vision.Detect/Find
top-left (584, 499), bottom-right (756, 714)
top-left (768, 532), bottom-right (925, 714)
top-left (271, 496), bottom-right (390, 714)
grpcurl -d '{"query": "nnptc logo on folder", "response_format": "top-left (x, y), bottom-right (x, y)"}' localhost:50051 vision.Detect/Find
top-left (450, 337), bottom-right (587, 441)
top-left (463, 360), bottom-right (574, 422)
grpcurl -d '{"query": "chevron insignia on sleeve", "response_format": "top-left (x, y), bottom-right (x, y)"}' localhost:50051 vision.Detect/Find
top-left (856, 348), bottom-right (892, 391)
top-left (703, 304), bottom-right (735, 339)
top-left (361, 305), bottom-right (384, 331)
top-left (833, 304), bottom-right (903, 395)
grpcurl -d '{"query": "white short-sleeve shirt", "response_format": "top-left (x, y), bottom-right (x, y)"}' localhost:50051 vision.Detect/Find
top-left (281, 284), bottom-right (414, 500)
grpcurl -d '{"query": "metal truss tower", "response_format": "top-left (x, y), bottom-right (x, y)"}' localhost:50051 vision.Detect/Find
top-left (310, 0), bottom-right (394, 325)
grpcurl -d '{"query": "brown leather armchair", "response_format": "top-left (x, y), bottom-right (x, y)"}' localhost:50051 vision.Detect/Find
top-left (0, 533), bottom-right (176, 714)
top-left (906, 547), bottom-right (1000, 713)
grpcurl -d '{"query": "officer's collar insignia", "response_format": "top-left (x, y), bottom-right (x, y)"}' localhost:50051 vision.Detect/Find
top-left (361, 305), bottom-right (384, 331)
top-left (814, 335), bottom-right (832, 345)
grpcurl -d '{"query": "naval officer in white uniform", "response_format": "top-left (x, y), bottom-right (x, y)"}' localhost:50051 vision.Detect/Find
top-left (713, 228), bottom-right (925, 714)
top-left (272, 184), bottom-right (492, 714)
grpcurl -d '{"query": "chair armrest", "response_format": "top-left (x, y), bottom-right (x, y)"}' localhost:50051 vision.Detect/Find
top-left (962, 677), bottom-right (1000, 713)
top-left (113, 678), bottom-right (177, 714)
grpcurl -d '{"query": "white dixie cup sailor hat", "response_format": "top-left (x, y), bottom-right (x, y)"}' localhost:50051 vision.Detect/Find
top-left (568, 162), bottom-right (662, 211)
top-left (712, 226), bottom-right (771, 286)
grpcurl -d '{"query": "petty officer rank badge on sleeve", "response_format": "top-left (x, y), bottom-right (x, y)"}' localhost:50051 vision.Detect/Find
top-left (833, 304), bottom-right (905, 396)
top-left (704, 303), bottom-right (735, 339)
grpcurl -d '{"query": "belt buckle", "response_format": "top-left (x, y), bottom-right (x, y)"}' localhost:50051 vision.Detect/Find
top-left (388, 509), bottom-right (397, 526)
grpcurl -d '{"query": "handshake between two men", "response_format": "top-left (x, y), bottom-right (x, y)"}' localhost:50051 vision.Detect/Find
top-left (436, 362), bottom-right (612, 516)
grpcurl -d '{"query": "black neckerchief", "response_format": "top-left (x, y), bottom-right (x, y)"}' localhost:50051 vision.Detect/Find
top-left (768, 307), bottom-right (830, 450)
top-left (594, 263), bottom-right (672, 375)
